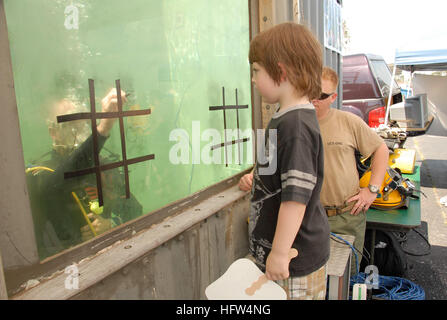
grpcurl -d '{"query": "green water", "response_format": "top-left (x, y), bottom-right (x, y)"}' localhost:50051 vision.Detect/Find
top-left (5, 0), bottom-right (252, 258)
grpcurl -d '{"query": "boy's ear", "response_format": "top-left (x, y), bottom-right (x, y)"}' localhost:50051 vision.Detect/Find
top-left (277, 62), bottom-right (287, 82)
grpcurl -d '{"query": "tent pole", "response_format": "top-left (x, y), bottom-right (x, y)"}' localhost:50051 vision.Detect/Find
top-left (410, 66), bottom-right (414, 97)
top-left (384, 59), bottom-right (397, 126)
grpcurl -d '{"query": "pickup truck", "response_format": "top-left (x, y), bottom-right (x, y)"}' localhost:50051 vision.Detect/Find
top-left (342, 53), bottom-right (403, 127)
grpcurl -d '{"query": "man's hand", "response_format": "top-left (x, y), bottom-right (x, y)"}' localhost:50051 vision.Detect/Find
top-left (347, 188), bottom-right (378, 215)
top-left (81, 213), bottom-right (112, 242)
top-left (347, 142), bottom-right (387, 215)
top-left (239, 173), bottom-right (253, 191)
top-left (97, 88), bottom-right (127, 137)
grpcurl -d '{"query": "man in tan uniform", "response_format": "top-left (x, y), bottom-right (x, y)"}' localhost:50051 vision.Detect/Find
top-left (311, 67), bottom-right (389, 273)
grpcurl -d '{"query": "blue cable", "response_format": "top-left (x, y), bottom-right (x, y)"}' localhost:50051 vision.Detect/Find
top-left (330, 232), bottom-right (360, 274)
top-left (330, 232), bottom-right (425, 300)
top-left (349, 273), bottom-right (425, 300)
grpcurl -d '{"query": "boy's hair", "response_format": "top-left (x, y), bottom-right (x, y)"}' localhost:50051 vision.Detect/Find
top-left (249, 22), bottom-right (322, 100)
top-left (322, 66), bottom-right (339, 88)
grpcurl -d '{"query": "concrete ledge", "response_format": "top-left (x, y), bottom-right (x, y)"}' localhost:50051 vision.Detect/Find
top-left (12, 185), bottom-right (248, 300)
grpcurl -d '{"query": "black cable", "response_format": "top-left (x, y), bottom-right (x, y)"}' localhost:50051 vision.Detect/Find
top-left (393, 231), bottom-right (408, 243)
top-left (330, 235), bottom-right (370, 265)
top-left (401, 228), bottom-right (432, 257)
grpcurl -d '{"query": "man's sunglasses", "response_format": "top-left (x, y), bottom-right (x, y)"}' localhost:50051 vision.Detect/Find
top-left (318, 92), bottom-right (334, 100)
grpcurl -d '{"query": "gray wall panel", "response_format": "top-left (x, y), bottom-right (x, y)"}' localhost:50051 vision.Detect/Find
top-left (299, 0), bottom-right (343, 109)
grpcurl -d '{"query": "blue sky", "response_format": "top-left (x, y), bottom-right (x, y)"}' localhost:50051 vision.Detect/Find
top-left (342, 0), bottom-right (447, 63)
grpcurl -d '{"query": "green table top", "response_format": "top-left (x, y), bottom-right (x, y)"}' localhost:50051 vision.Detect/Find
top-left (366, 166), bottom-right (421, 230)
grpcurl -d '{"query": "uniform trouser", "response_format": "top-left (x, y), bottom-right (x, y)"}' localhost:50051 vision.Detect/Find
top-left (327, 211), bottom-right (367, 275)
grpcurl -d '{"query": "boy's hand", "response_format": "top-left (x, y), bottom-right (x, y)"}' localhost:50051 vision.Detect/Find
top-left (238, 173), bottom-right (253, 191)
top-left (265, 250), bottom-right (290, 281)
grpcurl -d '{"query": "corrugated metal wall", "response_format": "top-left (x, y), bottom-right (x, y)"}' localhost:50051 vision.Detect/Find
top-left (298, 0), bottom-right (343, 109)
top-left (256, 0), bottom-right (344, 126)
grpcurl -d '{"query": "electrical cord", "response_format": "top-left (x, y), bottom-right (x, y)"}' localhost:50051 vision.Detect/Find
top-left (330, 232), bottom-right (425, 300)
top-left (330, 232), bottom-right (360, 274)
top-left (350, 273), bottom-right (425, 300)
top-left (330, 234), bottom-right (371, 265)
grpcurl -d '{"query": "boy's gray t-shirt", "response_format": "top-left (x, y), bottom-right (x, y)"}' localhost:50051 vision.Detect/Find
top-left (249, 104), bottom-right (330, 277)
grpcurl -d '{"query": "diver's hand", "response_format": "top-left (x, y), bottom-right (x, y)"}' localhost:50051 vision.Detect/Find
top-left (80, 213), bottom-right (112, 242)
top-left (97, 88), bottom-right (127, 137)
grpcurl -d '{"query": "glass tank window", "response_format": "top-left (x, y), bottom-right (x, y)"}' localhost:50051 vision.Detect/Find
top-left (4, 0), bottom-right (252, 260)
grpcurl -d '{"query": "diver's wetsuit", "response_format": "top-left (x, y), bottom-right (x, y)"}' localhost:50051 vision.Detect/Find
top-left (27, 134), bottom-right (142, 259)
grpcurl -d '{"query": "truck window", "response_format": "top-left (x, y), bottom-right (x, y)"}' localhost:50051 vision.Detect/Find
top-left (370, 60), bottom-right (400, 98)
top-left (342, 63), bottom-right (377, 100)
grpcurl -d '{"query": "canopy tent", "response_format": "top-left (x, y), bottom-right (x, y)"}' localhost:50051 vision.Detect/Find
top-left (383, 37), bottom-right (447, 133)
top-left (394, 36), bottom-right (447, 72)
top-left (395, 48), bottom-right (447, 72)
top-left (384, 38), bottom-right (447, 125)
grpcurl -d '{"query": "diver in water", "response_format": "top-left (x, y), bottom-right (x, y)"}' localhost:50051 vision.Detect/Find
top-left (27, 89), bottom-right (142, 260)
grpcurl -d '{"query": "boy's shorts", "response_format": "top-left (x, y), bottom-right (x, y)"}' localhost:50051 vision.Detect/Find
top-left (275, 263), bottom-right (327, 300)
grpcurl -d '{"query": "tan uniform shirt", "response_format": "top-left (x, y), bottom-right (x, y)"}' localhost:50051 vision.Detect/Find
top-left (319, 108), bottom-right (384, 207)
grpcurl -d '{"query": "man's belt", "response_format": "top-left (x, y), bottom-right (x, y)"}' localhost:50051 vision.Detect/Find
top-left (324, 202), bottom-right (355, 217)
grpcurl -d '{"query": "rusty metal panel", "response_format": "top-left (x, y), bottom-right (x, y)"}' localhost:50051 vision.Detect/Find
top-left (71, 194), bottom-right (250, 299)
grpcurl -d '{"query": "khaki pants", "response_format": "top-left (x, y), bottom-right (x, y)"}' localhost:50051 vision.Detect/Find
top-left (328, 211), bottom-right (366, 275)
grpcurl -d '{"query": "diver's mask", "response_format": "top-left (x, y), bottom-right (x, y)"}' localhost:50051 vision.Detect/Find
top-left (48, 119), bottom-right (91, 155)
